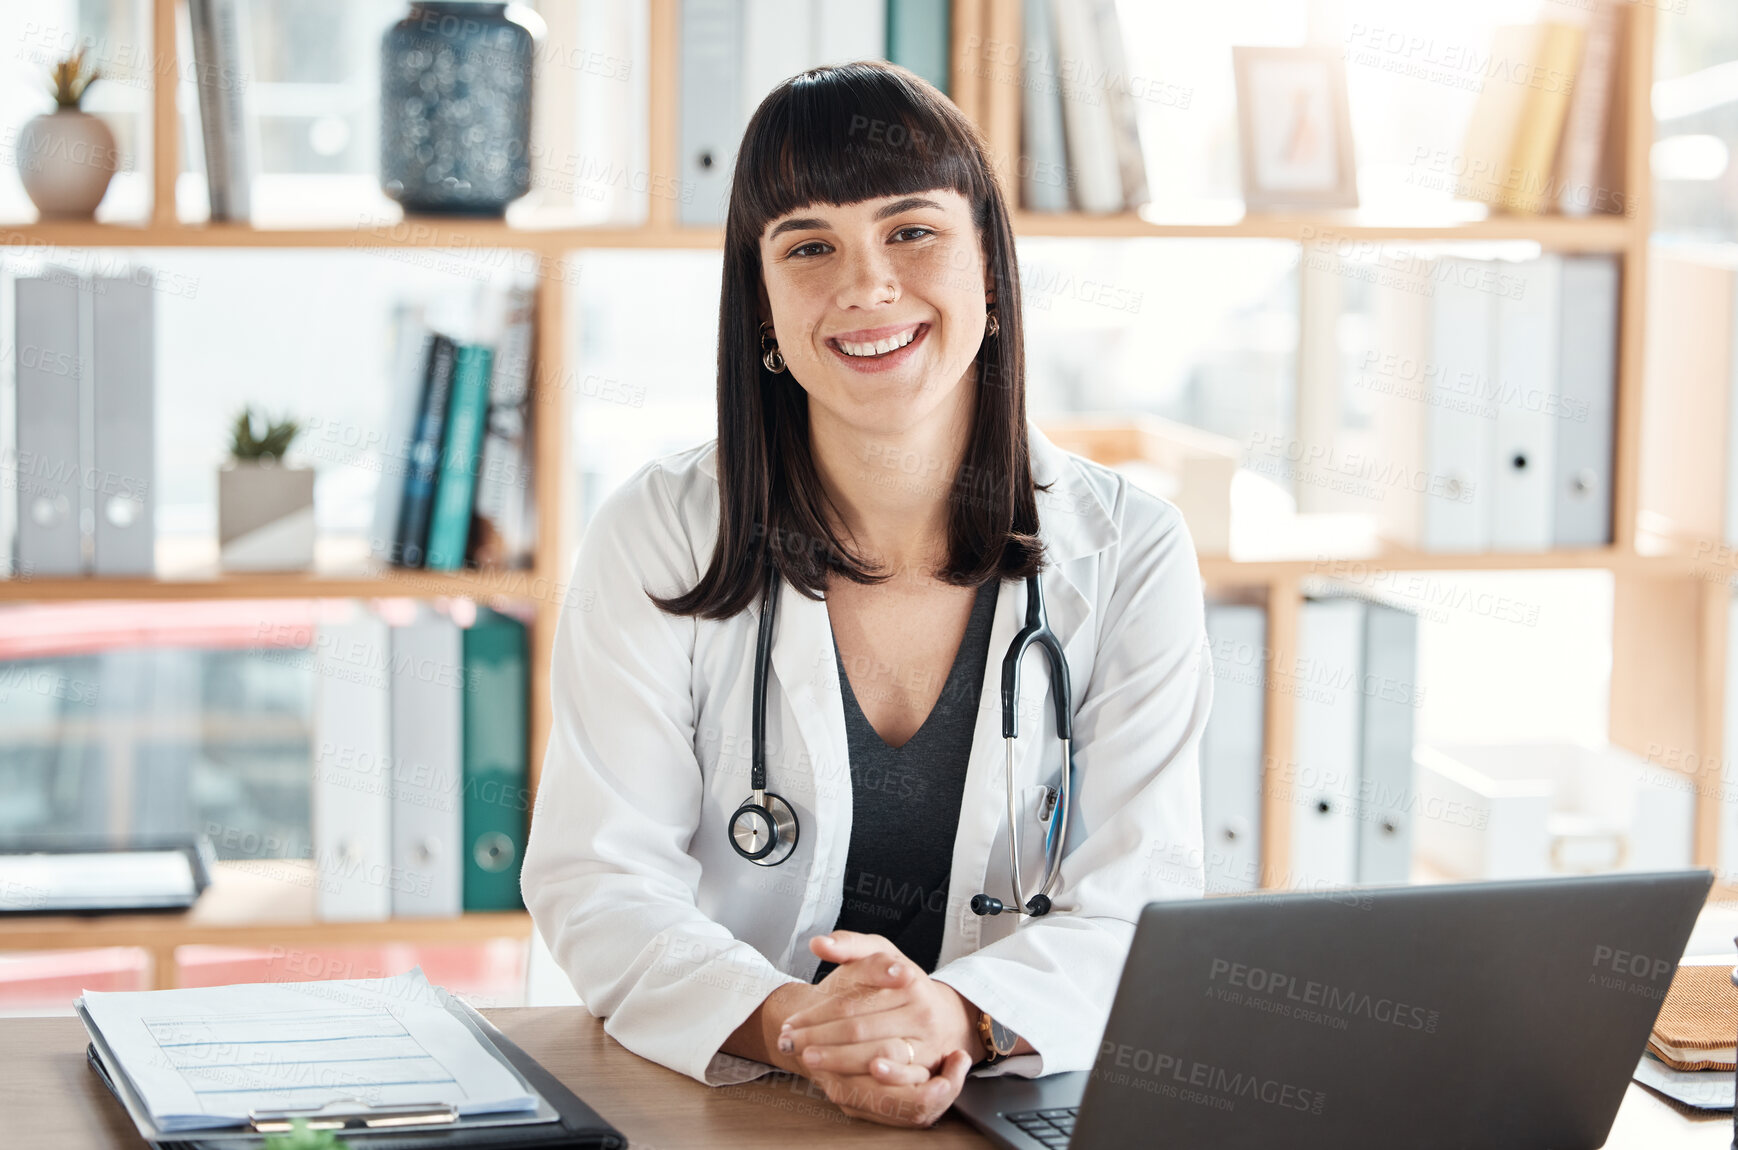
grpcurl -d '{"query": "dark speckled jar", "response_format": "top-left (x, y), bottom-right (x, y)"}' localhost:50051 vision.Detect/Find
top-left (380, 2), bottom-right (543, 215)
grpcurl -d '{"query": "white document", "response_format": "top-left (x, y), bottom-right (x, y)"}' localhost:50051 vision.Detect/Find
top-left (79, 969), bottom-right (534, 1132)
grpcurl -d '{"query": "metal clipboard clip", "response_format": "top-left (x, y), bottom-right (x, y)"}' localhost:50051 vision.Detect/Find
top-left (248, 1098), bottom-right (460, 1133)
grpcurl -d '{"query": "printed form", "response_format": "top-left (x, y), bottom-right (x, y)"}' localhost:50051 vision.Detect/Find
top-left (79, 968), bottom-right (537, 1132)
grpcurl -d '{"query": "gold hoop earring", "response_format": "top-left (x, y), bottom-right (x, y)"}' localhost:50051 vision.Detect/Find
top-left (759, 320), bottom-right (787, 374)
top-left (985, 309), bottom-right (1000, 338)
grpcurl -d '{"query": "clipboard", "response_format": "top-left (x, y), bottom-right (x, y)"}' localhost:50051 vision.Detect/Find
top-left (81, 994), bottom-right (626, 1149)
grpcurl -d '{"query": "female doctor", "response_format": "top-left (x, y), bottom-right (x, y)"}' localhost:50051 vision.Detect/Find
top-left (520, 60), bottom-right (1212, 1129)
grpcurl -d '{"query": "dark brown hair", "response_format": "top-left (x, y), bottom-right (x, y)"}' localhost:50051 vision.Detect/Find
top-left (652, 60), bottom-right (1046, 620)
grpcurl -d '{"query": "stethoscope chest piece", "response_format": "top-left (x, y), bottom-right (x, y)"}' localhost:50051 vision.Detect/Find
top-left (729, 792), bottom-right (799, 866)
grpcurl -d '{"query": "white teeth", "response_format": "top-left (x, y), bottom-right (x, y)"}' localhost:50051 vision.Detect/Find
top-left (836, 326), bottom-right (919, 357)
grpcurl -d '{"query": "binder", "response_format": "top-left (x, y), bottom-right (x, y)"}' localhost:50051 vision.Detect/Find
top-left (1425, 257), bottom-right (1497, 552)
top-left (1354, 600), bottom-right (1418, 884)
top-left (886, 0), bottom-right (950, 94)
top-left (1201, 603), bottom-right (1265, 894)
top-left (1491, 254), bottom-right (1562, 550)
top-left (13, 275), bottom-right (84, 575)
top-left (744, 0), bottom-right (812, 113)
top-left (313, 603), bottom-right (393, 921)
top-left (462, 608), bottom-right (529, 912)
top-left (1020, 0), bottom-right (1070, 212)
top-left (1552, 254), bottom-right (1619, 547)
top-left (813, 0), bottom-right (886, 66)
top-left (1289, 597), bottom-right (1364, 887)
top-left (677, 0), bottom-right (743, 226)
top-left (391, 607), bottom-right (465, 917)
top-left (81, 994), bottom-right (626, 1148)
top-left (91, 273), bottom-right (156, 576)
top-left (371, 302), bottom-right (430, 564)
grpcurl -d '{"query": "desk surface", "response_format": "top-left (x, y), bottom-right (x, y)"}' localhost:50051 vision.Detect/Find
top-left (4, 1007), bottom-right (1730, 1149)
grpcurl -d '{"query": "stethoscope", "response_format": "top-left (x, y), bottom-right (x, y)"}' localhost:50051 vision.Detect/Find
top-left (728, 562), bottom-right (1075, 917)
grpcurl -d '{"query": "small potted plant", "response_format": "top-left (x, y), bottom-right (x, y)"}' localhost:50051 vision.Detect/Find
top-left (219, 406), bottom-right (315, 571)
top-left (17, 43), bottom-right (119, 218)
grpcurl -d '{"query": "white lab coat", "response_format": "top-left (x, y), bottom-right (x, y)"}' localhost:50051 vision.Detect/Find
top-left (521, 421), bottom-right (1212, 1087)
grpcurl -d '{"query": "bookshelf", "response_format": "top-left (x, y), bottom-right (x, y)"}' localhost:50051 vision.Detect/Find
top-left (0, 0), bottom-right (1715, 974)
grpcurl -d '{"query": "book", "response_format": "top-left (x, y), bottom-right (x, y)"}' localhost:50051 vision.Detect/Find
top-left (370, 302), bottom-right (430, 564)
top-left (1456, 23), bottom-right (1585, 215)
top-left (426, 344), bottom-right (495, 571)
top-left (1553, 0), bottom-right (1622, 216)
top-left (395, 333), bottom-right (458, 569)
top-left (470, 285), bottom-right (536, 569)
top-left (462, 608), bottom-right (529, 912)
top-left (1088, 0), bottom-right (1148, 209)
top-left (187, 0), bottom-right (229, 220)
top-left (1050, 0), bottom-right (1123, 213)
top-left (1020, 0), bottom-right (1070, 212)
top-left (886, 0), bottom-right (950, 94)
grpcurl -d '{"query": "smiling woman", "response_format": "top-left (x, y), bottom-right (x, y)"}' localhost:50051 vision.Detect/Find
top-left (520, 59), bottom-right (1212, 1133)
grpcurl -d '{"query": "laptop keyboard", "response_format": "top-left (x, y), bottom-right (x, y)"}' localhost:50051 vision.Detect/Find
top-left (1007, 1107), bottom-right (1076, 1148)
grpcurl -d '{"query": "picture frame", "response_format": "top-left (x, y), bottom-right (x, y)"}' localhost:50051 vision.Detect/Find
top-left (1232, 45), bottom-right (1359, 211)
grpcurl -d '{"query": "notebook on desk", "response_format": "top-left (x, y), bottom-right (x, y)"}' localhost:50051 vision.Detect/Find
top-left (77, 969), bottom-right (624, 1149)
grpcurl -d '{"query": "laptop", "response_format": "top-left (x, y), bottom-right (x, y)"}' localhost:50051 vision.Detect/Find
top-left (953, 870), bottom-right (1712, 1150)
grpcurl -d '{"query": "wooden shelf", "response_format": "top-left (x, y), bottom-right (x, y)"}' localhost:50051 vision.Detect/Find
top-left (1198, 546), bottom-right (1671, 585)
top-left (1011, 209), bottom-right (1638, 249)
top-left (1, 210), bottom-right (1635, 253)
top-left (0, 564), bottom-right (554, 602)
top-left (0, 861), bottom-right (531, 989)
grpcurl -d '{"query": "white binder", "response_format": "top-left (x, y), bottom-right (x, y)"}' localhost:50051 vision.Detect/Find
top-left (1355, 600), bottom-right (1418, 884)
top-left (678, 0), bottom-right (744, 226)
top-left (1491, 255), bottom-right (1562, 551)
top-left (1551, 255), bottom-right (1619, 547)
top-left (744, 0), bottom-right (812, 113)
top-left (813, 0), bottom-right (885, 66)
top-left (390, 606), bottom-right (465, 917)
top-left (91, 274), bottom-right (156, 576)
top-left (314, 604), bottom-right (394, 921)
top-left (13, 276), bottom-right (84, 575)
top-left (1289, 597), bottom-right (1365, 888)
top-left (1424, 258), bottom-right (1497, 552)
top-left (1201, 603), bottom-right (1266, 894)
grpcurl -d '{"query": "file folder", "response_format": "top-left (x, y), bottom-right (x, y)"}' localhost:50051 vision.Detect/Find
top-left (81, 993), bottom-right (625, 1148)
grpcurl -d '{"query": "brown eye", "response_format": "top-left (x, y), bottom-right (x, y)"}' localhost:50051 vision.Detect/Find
top-left (891, 226), bottom-right (934, 242)
top-left (788, 241), bottom-right (829, 258)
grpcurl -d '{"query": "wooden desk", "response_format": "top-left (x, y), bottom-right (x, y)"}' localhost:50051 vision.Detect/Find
top-left (3, 1008), bottom-right (1728, 1148)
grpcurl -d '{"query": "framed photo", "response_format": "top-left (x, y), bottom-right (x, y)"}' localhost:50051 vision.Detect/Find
top-left (1232, 46), bottom-right (1359, 211)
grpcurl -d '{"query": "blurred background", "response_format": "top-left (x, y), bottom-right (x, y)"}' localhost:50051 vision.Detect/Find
top-left (0, 0), bottom-right (1732, 1020)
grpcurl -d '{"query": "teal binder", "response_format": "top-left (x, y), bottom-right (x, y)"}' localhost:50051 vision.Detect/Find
top-left (427, 342), bottom-right (494, 571)
top-left (887, 0), bottom-right (950, 94)
top-left (463, 607), bottom-right (529, 911)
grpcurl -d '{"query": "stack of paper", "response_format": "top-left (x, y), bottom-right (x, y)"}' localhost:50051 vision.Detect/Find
top-left (78, 969), bottom-right (538, 1133)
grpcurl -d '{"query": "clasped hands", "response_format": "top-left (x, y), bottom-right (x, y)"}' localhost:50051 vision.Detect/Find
top-left (766, 930), bottom-right (988, 1127)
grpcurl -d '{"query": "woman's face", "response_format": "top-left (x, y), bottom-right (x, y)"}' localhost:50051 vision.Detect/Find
top-left (757, 188), bottom-right (990, 437)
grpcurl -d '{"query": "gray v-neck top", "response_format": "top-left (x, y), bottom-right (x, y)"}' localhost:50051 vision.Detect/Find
top-left (813, 577), bottom-right (1001, 980)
